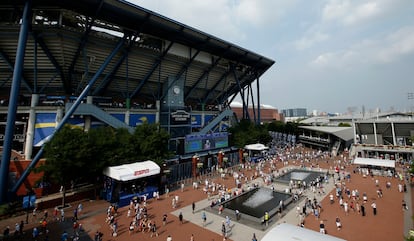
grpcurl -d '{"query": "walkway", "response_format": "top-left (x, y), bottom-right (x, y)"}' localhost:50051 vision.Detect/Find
top-left (170, 166), bottom-right (336, 241)
top-left (0, 156), bottom-right (411, 241)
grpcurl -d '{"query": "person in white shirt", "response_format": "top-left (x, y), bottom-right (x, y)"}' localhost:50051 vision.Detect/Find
top-left (371, 202), bottom-right (377, 215)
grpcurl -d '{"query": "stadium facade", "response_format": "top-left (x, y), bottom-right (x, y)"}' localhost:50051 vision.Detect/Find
top-left (0, 0), bottom-right (275, 202)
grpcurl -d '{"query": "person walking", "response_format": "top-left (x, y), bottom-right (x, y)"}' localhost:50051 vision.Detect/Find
top-left (60, 208), bottom-right (65, 222)
top-left (192, 202), bottom-right (195, 214)
top-left (73, 208), bottom-right (78, 221)
top-left (61, 230), bottom-right (68, 241)
top-left (150, 221), bottom-right (159, 237)
top-left (19, 220), bottom-right (24, 236)
top-left (202, 211), bottom-right (207, 227)
top-left (167, 234), bottom-right (173, 241)
top-left (252, 233), bottom-right (257, 241)
top-left (361, 203), bottom-right (366, 216)
top-left (179, 212), bottom-right (184, 224)
top-left (371, 201), bottom-right (377, 215)
top-left (264, 211), bottom-right (269, 226)
top-left (235, 209), bottom-right (240, 221)
top-left (225, 216), bottom-right (231, 229)
top-left (129, 221), bottom-right (134, 235)
top-left (77, 203), bottom-right (83, 217)
top-left (319, 220), bottom-right (325, 234)
top-left (335, 217), bottom-right (342, 230)
top-left (402, 200), bottom-right (408, 210)
top-left (172, 198), bottom-right (176, 208)
top-left (221, 221), bottom-right (227, 239)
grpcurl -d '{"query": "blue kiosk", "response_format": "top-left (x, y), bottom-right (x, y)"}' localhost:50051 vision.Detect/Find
top-left (103, 160), bottom-right (161, 207)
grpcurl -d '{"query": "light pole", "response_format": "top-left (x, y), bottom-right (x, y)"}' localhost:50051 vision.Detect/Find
top-left (408, 93), bottom-right (414, 117)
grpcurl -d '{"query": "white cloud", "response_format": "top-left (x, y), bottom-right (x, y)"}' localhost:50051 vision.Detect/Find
top-left (377, 26), bottom-right (414, 62)
top-left (132, 0), bottom-right (297, 44)
top-left (310, 50), bottom-right (359, 69)
top-left (310, 25), bottom-right (414, 68)
top-left (127, 0), bottom-right (414, 113)
top-left (322, 0), bottom-right (351, 22)
top-left (295, 31), bottom-right (329, 50)
top-left (343, 1), bottom-right (380, 25)
top-left (235, 0), bottom-right (295, 27)
top-left (132, 0), bottom-right (243, 41)
top-left (322, 0), bottom-right (406, 26)
top-left (322, 0), bottom-right (381, 26)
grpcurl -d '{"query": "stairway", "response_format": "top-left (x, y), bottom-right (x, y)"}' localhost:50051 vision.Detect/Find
top-left (197, 109), bottom-right (234, 134)
top-left (65, 103), bottom-right (134, 133)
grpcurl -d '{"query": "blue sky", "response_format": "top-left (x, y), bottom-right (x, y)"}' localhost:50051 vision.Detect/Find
top-left (130, 0), bottom-right (414, 114)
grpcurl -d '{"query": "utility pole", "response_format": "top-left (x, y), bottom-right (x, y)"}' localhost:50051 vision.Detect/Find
top-left (408, 93), bottom-right (414, 117)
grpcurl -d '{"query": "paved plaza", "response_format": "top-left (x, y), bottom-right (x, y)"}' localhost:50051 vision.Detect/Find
top-left (0, 154), bottom-right (412, 241)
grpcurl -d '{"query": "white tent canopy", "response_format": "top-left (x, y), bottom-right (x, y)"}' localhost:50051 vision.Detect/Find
top-left (353, 157), bottom-right (395, 168)
top-left (261, 223), bottom-right (347, 241)
top-left (244, 143), bottom-right (269, 151)
top-left (103, 160), bottom-right (161, 182)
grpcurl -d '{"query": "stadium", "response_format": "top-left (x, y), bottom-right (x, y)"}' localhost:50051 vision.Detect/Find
top-left (0, 0), bottom-right (274, 203)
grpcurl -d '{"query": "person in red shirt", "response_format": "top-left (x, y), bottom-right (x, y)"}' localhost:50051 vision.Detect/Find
top-left (41, 219), bottom-right (47, 234)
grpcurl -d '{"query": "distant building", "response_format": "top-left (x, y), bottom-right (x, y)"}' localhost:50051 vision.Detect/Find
top-left (282, 108), bottom-right (307, 117)
top-left (352, 115), bottom-right (414, 161)
top-left (298, 111), bottom-right (414, 160)
top-left (298, 126), bottom-right (353, 156)
top-left (301, 111), bottom-right (410, 127)
top-left (230, 102), bottom-right (284, 123)
top-left (282, 108), bottom-right (307, 122)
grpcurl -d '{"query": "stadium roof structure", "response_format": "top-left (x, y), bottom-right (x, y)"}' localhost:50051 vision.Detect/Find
top-left (299, 126), bottom-right (354, 142)
top-left (0, 0), bottom-right (275, 203)
top-left (0, 0), bottom-right (275, 107)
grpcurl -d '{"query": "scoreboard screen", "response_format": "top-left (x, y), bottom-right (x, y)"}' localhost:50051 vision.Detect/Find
top-left (184, 132), bottom-right (228, 153)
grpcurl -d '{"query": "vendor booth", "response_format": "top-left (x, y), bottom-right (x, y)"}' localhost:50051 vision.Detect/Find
top-left (103, 160), bottom-right (161, 207)
top-left (352, 157), bottom-right (395, 176)
top-left (244, 143), bottom-right (269, 162)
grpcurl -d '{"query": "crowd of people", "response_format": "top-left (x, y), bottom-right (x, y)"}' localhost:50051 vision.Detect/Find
top-left (1, 142), bottom-right (410, 241)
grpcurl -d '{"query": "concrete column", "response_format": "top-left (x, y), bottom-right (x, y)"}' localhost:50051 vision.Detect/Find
top-left (353, 120), bottom-right (357, 144)
top-left (84, 96), bottom-right (93, 131)
top-left (125, 110), bottom-right (130, 126)
top-left (55, 106), bottom-right (64, 125)
top-left (373, 122), bottom-right (378, 145)
top-left (24, 94), bottom-right (39, 160)
top-left (391, 122), bottom-right (396, 145)
top-left (125, 97), bottom-right (130, 126)
top-left (155, 100), bottom-right (160, 124)
top-left (201, 103), bottom-right (205, 127)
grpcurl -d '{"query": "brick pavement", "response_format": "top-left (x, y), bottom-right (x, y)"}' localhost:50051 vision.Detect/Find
top-left (0, 154), bottom-right (412, 241)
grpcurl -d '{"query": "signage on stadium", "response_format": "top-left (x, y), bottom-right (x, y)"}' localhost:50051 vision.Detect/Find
top-left (134, 169), bottom-right (150, 176)
top-left (0, 134), bottom-right (25, 142)
top-left (171, 110), bottom-right (190, 122)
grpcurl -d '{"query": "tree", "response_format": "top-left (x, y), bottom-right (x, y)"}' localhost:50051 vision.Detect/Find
top-left (267, 121), bottom-right (285, 132)
top-left (112, 128), bottom-right (137, 164)
top-left (132, 122), bottom-right (171, 165)
top-left (39, 125), bottom-right (89, 207)
top-left (38, 122), bottom-right (173, 203)
top-left (228, 119), bottom-right (271, 148)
